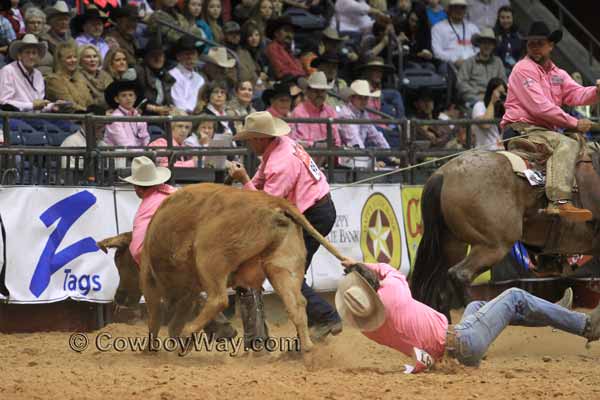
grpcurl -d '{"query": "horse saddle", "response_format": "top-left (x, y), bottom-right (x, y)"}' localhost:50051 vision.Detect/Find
top-left (497, 151), bottom-right (547, 187)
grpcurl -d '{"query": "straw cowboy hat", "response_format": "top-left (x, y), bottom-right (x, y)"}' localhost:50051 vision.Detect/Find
top-left (306, 71), bottom-right (333, 90)
top-left (335, 271), bottom-right (385, 332)
top-left (321, 27), bottom-right (349, 42)
top-left (447, 0), bottom-right (467, 6)
top-left (472, 28), bottom-right (497, 47)
top-left (355, 57), bottom-right (396, 72)
top-left (232, 111), bottom-right (290, 141)
top-left (44, 1), bottom-right (74, 20)
top-left (524, 21), bottom-right (563, 44)
top-left (203, 47), bottom-right (236, 68)
top-left (9, 33), bottom-right (47, 60)
top-left (121, 156), bottom-right (171, 186)
top-left (348, 80), bottom-right (381, 98)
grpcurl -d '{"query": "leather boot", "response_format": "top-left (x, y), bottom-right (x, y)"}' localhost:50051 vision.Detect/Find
top-left (236, 287), bottom-right (269, 350)
top-left (555, 287), bottom-right (573, 310)
top-left (197, 292), bottom-right (238, 340)
top-left (546, 201), bottom-right (593, 222)
top-left (584, 302), bottom-right (600, 342)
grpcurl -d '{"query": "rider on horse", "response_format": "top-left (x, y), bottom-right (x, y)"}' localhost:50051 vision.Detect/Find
top-left (501, 21), bottom-right (600, 222)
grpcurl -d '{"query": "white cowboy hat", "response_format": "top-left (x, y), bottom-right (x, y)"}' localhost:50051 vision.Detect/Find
top-left (472, 27), bottom-right (497, 47)
top-left (335, 271), bottom-right (385, 332)
top-left (348, 80), bottom-right (381, 98)
top-left (448, 0), bottom-right (467, 6)
top-left (232, 111), bottom-right (290, 141)
top-left (204, 47), bottom-right (236, 68)
top-left (44, 1), bottom-right (75, 20)
top-left (9, 34), bottom-right (47, 60)
top-left (120, 156), bottom-right (171, 186)
top-left (306, 71), bottom-right (333, 90)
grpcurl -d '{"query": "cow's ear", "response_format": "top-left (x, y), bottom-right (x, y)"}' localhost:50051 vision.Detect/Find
top-left (96, 242), bottom-right (108, 253)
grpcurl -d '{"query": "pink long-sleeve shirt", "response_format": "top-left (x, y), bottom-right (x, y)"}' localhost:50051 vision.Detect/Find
top-left (361, 263), bottom-right (448, 367)
top-left (129, 184), bottom-right (177, 265)
top-left (290, 100), bottom-right (341, 147)
top-left (501, 56), bottom-right (598, 130)
top-left (149, 137), bottom-right (197, 168)
top-left (243, 136), bottom-right (329, 213)
top-left (0, 61), bottom-right (46, 111)
top-left (104, 107), bottom-right (150, 147)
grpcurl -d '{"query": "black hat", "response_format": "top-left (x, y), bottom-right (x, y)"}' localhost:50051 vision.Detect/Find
top-left (262, 82), bottom-right (297, 106)
top-left (524, 21), bottom-right (562, 43)
top-left (71, 6), bottom-right (108, 36)
top-left (170, 35), bottom-right (202, 57)
top-left (109, 5), bottom-right (140, 23)
top-left (311, 54), bottom-right (340, 68)
top-left (104, 80), bottom-right (144, 109)
top-left (139, 36), bottom-right (165, 58)
top-left (266, 16), bottom-right (297, 39)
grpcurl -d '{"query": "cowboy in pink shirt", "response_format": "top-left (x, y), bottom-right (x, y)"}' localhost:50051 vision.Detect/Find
top-left (337, 259), bottom-right (600, 372)
top-left (228, 111), bottom-right (342, 346)
top-left (501, 21), bottom-right (600, 222)
top-left (103, 80), bottom-right (150, 147)
top-left (290, 72), bottom-right (341, 147)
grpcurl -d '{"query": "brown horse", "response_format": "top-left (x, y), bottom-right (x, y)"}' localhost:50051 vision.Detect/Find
top-left (411, 146), bottom-right (600, 319)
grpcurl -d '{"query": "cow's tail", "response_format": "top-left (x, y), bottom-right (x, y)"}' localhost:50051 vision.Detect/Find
top-left (97, 232), bottom-right (132, 253)
top-left (410, 174), bottom-right (449, 311)
top-left (281, 206), bottom-right (345, 261)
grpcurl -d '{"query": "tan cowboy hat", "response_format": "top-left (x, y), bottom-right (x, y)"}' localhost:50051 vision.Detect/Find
top-left (9, 34), bottom-right (47, 60)
top-left (203, 47), bottom-right (236, 68)
top-left (348, 80), bottom-right (381, 98)
top-left (44, 1), bottom-right (75, 20)
top-left (355, 57), bottom-right (396, 72)
top-left (472, 28), bottom-right (497, 47)
top-left (321, 27), bottom-right (349, 42)
top-left (335, 272), bottom-right (385, 332)
top-left (232, 111), bottom-right (290, 141)
top-left (306, 71), bottom-right (333, 90)
top-left (447, 0), bottom-right (467, 6)
top-left (121, 156), bottom-right (171, 186)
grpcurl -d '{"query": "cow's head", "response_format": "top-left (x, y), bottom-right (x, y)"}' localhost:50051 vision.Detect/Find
top-left (97, 232), bottom-right (142, 306)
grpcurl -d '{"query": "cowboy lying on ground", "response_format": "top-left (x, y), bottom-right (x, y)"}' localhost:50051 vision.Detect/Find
top-left (336, 258), bottom-right (600, 372)
top-left (500, 20), bottom-right (600, 223)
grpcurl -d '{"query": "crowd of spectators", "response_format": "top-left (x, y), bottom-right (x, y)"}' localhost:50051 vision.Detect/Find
top-left (0, 0), bottom-right (588, 166)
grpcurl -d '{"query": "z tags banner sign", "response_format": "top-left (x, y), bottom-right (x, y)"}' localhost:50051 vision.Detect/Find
top-left (0, 187), bottom-right (119, 303)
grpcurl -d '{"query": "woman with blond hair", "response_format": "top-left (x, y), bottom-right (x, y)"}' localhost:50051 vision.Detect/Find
top-left (79, 44), bottom-right (113, 108)
top-left (149, 108), bottom-right (197, 167)
top-left (45, 40), bottom-right (94, 112)
top-left (103, 47), bottom-right (135, 80)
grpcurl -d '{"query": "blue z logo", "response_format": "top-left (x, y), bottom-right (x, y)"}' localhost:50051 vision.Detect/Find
top-left (29, 191), bottom-right (99, 297)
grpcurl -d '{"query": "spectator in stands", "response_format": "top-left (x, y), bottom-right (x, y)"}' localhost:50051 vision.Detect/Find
top-left (238, 21), bottom-right (267, 84)
top-left (168, 36), bottom-right (205, 113)
top-left (226, 80), bottom-right (256, 133)
top-left (1, 0), bottom-right (21, 35)
top-left (398, 8), bottom-right (434, 70)
top-left (466, 0), bottom-right (509, 31)
top-left (223, 21), bottom-right (241, 51)
top-left (390, 0), bottom-right (425, 33)
top-left (359, 20), bottom-right (395, 63)
top-left (413, 88), bottom-right (451, 147)
top-left (106, 5), bottom-right (141, 66)
top-left (201, 0), bottom-right (224, 44)
top-left (0, 34), bottom-right (62, 112)
top-left (103, 80), bottom-right (150, 146)
top-left (150, 109), bottom-right (197, 167)
top-left (493, 5), bottom-right (523, 74)
top-left (0, 1), bottom-right (16, 66)
top-left (148, 0), bottom-right (204, 49)
top-left (425, 0), bottom-right (447, 27)
top-left (201, 46), bottom-right (238, 89)
top-left (311, 54), bottom-right (347, 110)
top-left (264, 16), bottom-right (305, 79)
top-left (41, 1), bottom-right (72, 54)
top-left (290, 71), bottom-right (341, 147)
top-left (334, 0), bottom-right (386, 47)
top-left (457, 27), bottom-right (506, 106)
top-left (184, 113), bottom-right (215, 150)
top-left (181, 0), bottom-right (211, 47)
top-left (233, 0), bottom-right (257, 25)
top-left (60, 104), bottom-right (108, 170)
top-left (337, 80), bottom-right (398, 167)
top-left (248, 0), bottom-right (272, 38)
top-left (319, 27), bottom-right (358, 63)
top-left (431, 0), bottom-right (479, 68)
top-left (195, 80), bottom-right (235, 135)
top-left (45, 40), bottom-right (94, 113)
top-left (103, 47), bottom-right (135, 80)
top-left (471, 76), bottom-right (505, 150)
top-left (79, 44), bottom-right (113, 109)
top-left (73, 6), bottom-right (111, 59)
top-left (23, 7), bottom-right (53, 75)
top-left (262, 80), bottom-right (297, 117)
top-left (135, 37), bottom-right (175, 116)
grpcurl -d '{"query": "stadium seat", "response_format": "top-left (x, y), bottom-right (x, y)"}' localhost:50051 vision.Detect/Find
top-left (20, 129), bottom-right (48, 146)
top-left (44, 123), bottom-right (73, 146)
top-left (148, 124), bottom-right (166, 142)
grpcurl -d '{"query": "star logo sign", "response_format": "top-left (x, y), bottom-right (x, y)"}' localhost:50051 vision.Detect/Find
top-left (360, 193), bottom-right (402, 268)
top-left (368, 211), bottom-right (392, 260)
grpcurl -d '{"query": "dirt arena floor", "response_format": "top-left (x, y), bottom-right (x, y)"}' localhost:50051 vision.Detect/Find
top-left (2, 299), bottom-right (600, 400)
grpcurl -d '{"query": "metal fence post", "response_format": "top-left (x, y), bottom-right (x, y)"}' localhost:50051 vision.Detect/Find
top-left (83, 115), bottom-right (95, 184)
top-left (327, 118), bottom-right (334, 183)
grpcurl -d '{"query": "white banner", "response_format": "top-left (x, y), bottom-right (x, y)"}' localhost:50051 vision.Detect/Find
top-left (0, 187), bottom-right (120, 303)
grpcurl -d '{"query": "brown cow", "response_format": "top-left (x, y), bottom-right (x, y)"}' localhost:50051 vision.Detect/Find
top-left (102, 183), bottom-right (344, 355)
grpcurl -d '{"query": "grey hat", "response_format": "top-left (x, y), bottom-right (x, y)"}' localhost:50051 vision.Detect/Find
top-left (223, 21), bottom-right (241, 34)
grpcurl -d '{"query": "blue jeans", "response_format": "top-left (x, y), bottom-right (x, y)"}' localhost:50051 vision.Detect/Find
top-left (452, 288), bottom-right (588, 366)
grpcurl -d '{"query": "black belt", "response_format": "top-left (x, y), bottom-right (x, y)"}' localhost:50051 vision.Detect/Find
top-left (312, 193), bottom-right (331, 209)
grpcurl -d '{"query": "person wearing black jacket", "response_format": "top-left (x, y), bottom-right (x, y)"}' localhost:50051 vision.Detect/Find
top-left (493, 5), bottom-right (523, 74)
top-left (134, 37), bottom-right (175, 115)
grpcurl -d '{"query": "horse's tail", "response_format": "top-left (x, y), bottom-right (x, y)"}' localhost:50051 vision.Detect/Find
top-left (411, 173), bottom-right (450, 313)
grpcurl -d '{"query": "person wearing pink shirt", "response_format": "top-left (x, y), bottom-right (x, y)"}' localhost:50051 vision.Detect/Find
top-left (103, 80), bottom-right (150, 147)
top-left (262, 79), bottom-right (302, 118)
top-left (337, 259), bottom-right (600, 372)
top-left (228, 111), bottom-right (342, 345)
top-left (290, 71), bottom-right (341, 148)
top-left (149, 109), bottom-right (197, 168)
top-left (500, 21), bottom-right (600, 222)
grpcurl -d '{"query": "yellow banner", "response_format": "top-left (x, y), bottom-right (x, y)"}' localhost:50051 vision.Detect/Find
top-left (401, 186), bottom-right (423, 271)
